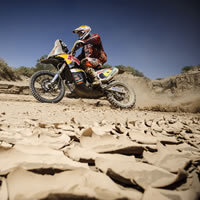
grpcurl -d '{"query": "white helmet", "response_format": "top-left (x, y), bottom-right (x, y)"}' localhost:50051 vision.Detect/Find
top-left (73, 25), bottom-right (91, 40)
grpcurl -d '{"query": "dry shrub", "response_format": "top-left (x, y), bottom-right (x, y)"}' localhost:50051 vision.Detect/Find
top-left (0, 59), bottom-right (21, 81)
top-left (15, 66), bottom-right (35, 77)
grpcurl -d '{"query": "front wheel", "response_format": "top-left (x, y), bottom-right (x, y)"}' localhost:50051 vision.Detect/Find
top-left (106, 81), bottom-right (136, 109)
top-left (29, 70), bottom-right (65, 103)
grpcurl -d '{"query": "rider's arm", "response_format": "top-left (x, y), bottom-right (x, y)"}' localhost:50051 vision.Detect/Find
top-left (75, 40), bottom-right (85, 50)
top-left (77, 48), bottom-right (85, 61)
top-left (83, 33), bottom-right (101, 46)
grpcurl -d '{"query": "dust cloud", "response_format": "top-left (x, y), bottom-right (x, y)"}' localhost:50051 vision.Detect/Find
top-left (117, 73), bottom-right (200, 113)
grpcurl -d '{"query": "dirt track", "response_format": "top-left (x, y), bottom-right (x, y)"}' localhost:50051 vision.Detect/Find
top-left (1, 93), bottom-right (199, 126)
top-left (0, 93), bottom-right (200, 200)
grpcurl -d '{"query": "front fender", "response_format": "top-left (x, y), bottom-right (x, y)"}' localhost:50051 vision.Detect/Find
top-left (40, 57), bottom-right (62, 67)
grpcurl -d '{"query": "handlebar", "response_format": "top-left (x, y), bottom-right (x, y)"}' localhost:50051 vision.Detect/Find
top-left (70, 40), bottom-right (84, 56)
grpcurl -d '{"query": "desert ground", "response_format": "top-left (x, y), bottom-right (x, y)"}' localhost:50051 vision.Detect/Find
top-left (0, 76), bottom-right (200, 200)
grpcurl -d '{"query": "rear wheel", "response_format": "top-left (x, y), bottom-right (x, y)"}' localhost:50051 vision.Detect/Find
top-left (29, 70), bottom-right (65, 103)
top-left (106, 81), bottom-right (136, 109)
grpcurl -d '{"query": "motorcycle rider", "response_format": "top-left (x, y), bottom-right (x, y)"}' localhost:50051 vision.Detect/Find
top-left (73, 25), bottom-right (107, 86)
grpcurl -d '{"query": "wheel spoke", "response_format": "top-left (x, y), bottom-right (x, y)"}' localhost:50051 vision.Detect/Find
top-left (106, 81), bottom-right (136, 109)
top-left (30, 71), bottom-right (65, 103)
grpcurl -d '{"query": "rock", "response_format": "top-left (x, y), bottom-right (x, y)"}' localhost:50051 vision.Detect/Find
top-left (129, 130), bottom-right (157, 144)
top-left (165, 142), bottom-right (200, 154)
top-left (128, 130), bottom-right (179, 145)
top-left (151, 120), bottom-right (163, 132)
top-left (143, 186), bottom-right (200, 200)
top-left (94, 154), bottom-right (137, 186)
top-left (80, 132), bottom-right (147, 155)
top-left (112, 122), bottom-right (128, 134)
top-left (0, 178), bottom-right (8, 200)
top-left (165, 126), bottom-right (181, 135)
top-left (81, 125), bottom-right (112, 136)
top-left (0, 141), bottom-right (13, 148)
top-left (64, 143), bottom-right (99, 164)
top-left (0, 145), bottom-right (88, 175)
top-left (143, 172), bottom-right (200, 199)
top-left (65, 143), bottom-right (136, 165)
top-left (56, 124), bottom-right (74, 132)
top-left (95, 156), bottom-right (187, 190)
top-left (145, 119), bottom-right (153, 127)
top-left (143, 142), bottom-right (191, 173)
top-left (0, 84), bottom-right (13, 89)
top-left (0, 84), bottom-right (30, 95)
top-left (0, 127), bottom-right (71, 149)
top-left (7, 168), bottom-right (142, 200)
top-left (135, 120), bottom-right (148, 131)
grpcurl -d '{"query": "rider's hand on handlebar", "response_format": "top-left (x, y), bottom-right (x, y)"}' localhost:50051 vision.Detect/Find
top-left (70, 40), bottom-right (85, 56)
top-left (76, 40), bottom-right (85, 48)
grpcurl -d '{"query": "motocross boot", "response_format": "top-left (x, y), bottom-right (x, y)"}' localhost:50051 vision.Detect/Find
top-left (85, 67), bottom-right (101, 86)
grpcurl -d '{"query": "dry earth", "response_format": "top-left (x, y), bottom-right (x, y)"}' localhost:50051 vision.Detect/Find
top-left (0, 77), bottom-right (200, 200)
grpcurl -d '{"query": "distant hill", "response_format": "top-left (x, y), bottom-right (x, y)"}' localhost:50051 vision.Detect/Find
top-left (151, 69), bottom-right (200, 96)
top-left (116, 68), bottom-right (200, 113)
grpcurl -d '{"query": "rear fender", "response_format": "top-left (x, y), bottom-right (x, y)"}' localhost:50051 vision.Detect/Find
top-left (97, 67), bottom-right (119, 82)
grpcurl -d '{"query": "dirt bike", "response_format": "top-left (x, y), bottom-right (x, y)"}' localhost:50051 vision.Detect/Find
top-left (29, 39), bottom-right (136, 109)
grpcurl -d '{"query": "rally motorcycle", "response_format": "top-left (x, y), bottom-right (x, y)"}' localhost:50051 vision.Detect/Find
top-left (29, 40), bottom-right (136, 108)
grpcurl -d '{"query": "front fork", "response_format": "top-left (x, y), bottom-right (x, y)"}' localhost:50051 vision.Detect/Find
top-left (50, 63), bottom-right (66, 84)
top-left (50, 63), bottom-right (75, 92)
top-left (44, 63), bottom-right (66, 90)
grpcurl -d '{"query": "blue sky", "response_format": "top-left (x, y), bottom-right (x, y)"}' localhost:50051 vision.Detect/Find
top-left (0, 0), bottom-right (199, 79)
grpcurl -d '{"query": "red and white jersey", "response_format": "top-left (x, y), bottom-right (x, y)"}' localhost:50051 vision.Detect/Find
top-left (78, 33), bottom-right (107, 65)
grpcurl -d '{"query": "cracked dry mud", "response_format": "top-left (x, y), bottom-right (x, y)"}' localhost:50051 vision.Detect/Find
top-left (0, 93), bottom-right (200, 200)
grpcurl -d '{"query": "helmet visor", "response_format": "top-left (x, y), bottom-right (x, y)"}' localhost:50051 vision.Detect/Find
top-left (77, 30), bottom-right (84, 38)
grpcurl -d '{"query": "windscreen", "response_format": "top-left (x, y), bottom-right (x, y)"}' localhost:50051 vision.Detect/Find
top-left (48, 40), bottom-right (66, 58)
